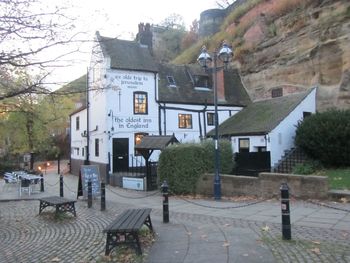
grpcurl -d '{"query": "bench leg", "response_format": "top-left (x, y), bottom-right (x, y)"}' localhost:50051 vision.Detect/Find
top-left (132, 232), bottom-right (142, 255)
top-left (105, 232), bottom-right (118, 256)
top-left (39, 201), bottom-right (49, 214)
top-left (105, 232), bottom-right (142, 256)
top-left (144, 215), bottom-right (153, 232)
top-left (72, 203), bottom-right (77, 217)
top-left (57, 202), bottom-right (77, 217)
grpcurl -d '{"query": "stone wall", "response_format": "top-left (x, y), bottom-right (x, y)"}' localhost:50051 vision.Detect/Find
top-left (196, 172), bottom-right (329, 199)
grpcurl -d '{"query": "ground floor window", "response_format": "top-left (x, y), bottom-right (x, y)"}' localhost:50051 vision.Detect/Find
top-left (303, 111), bottom-right (311, 118)
top-left (134, 132), bottom-right (148, 155)
top-left (257, 146), bottom-right (266, 152)
top-left (95, 138), bottom-right (99, 157)
top-left (207, 112), bottom-right (215, 126)
top-left (178, 114), bottom-right (192, 129)
top-left (239, 138), bottom-right (250, 153)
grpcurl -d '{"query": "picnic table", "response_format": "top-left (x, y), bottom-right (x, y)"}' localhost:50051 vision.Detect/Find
top-left (103, 208), bottom-right (153, 256)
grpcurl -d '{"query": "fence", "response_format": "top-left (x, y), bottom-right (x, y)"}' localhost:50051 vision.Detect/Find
top-left (233, 151), bottom-right (271, 176)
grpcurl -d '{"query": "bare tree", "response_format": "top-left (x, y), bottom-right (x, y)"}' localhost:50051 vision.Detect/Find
top-left (0, 0), bottom-right (89, 101)
top-left (0, 0), bottom-right (82, 68)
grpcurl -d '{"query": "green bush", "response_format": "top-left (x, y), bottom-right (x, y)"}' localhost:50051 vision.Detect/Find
top-left (158, 143), bottom-right (207, 194)
top-left (295, 109), bottom-right (350, 167)
top-left (201, 139), bottom-right (234, 174)
top-left (292, 160), bottom-right (322, 175)
top-left (158, 139), bottom-right (233, 194)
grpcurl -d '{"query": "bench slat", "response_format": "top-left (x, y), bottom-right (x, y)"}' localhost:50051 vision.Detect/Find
top-left (121, 209), bottom-right (150, 230)
top-left (105, 208), bottom-right (151, 232)
top-left (103, 208), bottom-right (153, 256)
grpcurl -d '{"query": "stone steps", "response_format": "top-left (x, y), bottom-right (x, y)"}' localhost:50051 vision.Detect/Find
top-left (273, 148), bottom-right (309, 174)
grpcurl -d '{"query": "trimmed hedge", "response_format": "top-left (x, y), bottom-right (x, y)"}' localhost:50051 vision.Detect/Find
top-left (295, 109), bottom-right (350, 167)
top-left (201, 139), bottom-right (234, 174)
top-left (158, 139), bottom-right (233, 194)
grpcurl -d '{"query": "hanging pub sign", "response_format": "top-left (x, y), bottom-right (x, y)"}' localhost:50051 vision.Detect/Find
top-left (78, 165), bottom-right (101, 199)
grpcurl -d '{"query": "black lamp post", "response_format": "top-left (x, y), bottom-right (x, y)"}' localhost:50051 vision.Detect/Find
top-left (197, 42), bottom-right (233, 200)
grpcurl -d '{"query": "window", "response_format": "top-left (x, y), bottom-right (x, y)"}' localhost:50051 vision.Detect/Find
top-left (207, 112), bottom-right (215, 126)
top-left (95, 138), bottom-right (99, 157)
top-left (303, 112), bottom-right (311, 118)
top-left (76, 116), bottom-right (80, 130)
top-left (82, 147), bottom-right (85, 157)
top-left (76, 147), bottom-right (80, 156)
top-left (194, 75), bottom-right (211, 88)
top-left (167, 76), bottom-right (176, 87)
top-left (271, 88), bottom-right (283, 98)
top-left (257, 146), bottom-right (266, 152)
top-left (239, 138), bottom-right (249, 153)
top-left (178, 114), bottom-right (192, 129)
top-left (134, 132), bottom-right (148, 155)
top-left (134, 92), bottom-right (148, 114)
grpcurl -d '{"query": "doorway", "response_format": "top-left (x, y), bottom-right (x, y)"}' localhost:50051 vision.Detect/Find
top-left (112, 138), bottom-right (129, 172)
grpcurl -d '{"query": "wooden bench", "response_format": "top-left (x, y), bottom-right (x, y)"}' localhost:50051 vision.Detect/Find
top-left (39, 196), bottom-right (77, 217)
top-left (103, 208), bottom-right (153, 256)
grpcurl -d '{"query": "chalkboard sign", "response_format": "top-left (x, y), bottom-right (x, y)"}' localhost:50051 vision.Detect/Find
top-left (79, 165), bottom-right (101, 198)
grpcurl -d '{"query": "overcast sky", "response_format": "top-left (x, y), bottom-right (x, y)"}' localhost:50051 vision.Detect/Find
top-left (47, 0), bottom-right (219, 88)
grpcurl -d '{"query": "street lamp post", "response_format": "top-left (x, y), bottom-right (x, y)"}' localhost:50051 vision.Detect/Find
top-left (197, 42), bottom-right (233, 200)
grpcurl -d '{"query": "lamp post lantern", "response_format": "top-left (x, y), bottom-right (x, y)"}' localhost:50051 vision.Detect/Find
top-left (197, 42), bottom-right (233, 200)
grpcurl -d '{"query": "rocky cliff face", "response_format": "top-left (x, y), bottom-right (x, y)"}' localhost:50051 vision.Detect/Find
top-left (235, 0), bottom-right (350, 111)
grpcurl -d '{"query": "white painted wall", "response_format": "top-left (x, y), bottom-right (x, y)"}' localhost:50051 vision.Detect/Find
top-left (88, 62), bottom-right (108, 165)
top-left (230, 88), bottom-right (316, 167)
top-left (70, 108), bottom-right (87, 161)
top-left (269, 88), bottom-right (316, 167)
top-left (231, 135), bottom-right (268, 153)
top-left (97, 69), bottom-right (159, 170)
top-left (162, 103), bottom-right (241, 143)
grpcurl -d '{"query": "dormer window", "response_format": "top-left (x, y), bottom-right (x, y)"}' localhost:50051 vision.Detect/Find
top-left (194, 75), bottom-right (211, 89)
top-left (167, 76), bottom-right (176, 87)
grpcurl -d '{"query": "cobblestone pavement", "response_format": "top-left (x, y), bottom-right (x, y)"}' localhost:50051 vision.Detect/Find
top-left (1, 170), bottom-right (350, 262)
top-left (0, 198), bottom-right (350, 263)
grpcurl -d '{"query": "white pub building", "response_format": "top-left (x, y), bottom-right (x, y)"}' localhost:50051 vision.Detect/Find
top-left (69, 29), bottom-right (251, 187)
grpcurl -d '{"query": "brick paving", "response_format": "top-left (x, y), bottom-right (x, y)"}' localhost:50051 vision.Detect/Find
top-left (0, 170), bottom-right (350, 262)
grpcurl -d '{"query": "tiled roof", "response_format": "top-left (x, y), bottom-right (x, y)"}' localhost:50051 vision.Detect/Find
top-left (96, 32), bottom-right (158, 72)
top-left (96, 32), bottom-right (250, 106)
top-left (157, 64), bottom-right (251, 106)
top-left (135, 135), bottom-right (179, 150)
top-left (209, 89), bottom-right (314, 137)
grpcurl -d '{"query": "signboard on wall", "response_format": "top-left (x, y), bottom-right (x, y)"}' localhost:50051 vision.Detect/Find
top-left (78, 165), bottom-right (101, 198)
top-left (122, 177), bottom-right (145, 191)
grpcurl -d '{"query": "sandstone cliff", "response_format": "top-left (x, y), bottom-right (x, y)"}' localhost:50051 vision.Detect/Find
top-left (234, 0), bottom-right (350, 111)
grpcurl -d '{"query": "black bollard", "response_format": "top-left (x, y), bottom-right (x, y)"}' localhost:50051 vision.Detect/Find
top-left (101, 182), bottom-right (106, 211)
top-left (40, 173), bottom-right (44, 192)
top-left (280, 182), bottom-right (291, 240)
top-left (88, 181), bottom-right (92, 208)
top-left (59, 174), bottom-right (64, 197)
top-left (161, 180), bottom-right (169, 223)
top-left (57, 155), bottom-right (61, 174)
